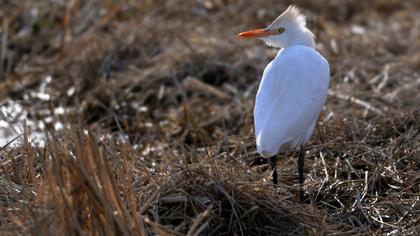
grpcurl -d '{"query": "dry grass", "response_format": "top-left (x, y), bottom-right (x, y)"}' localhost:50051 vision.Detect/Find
top-left (1, 0), bottom-right (420, 235)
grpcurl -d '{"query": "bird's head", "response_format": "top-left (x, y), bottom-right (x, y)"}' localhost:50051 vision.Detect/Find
top-left (237, 5), bottom-right (315, 48)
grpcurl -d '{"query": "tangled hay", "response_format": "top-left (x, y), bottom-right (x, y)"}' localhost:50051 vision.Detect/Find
top-left (1, 0), bottom-right (419, 235)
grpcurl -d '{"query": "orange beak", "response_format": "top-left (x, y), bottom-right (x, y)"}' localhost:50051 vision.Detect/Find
top-left (237, 28), bottom-right (275, 39)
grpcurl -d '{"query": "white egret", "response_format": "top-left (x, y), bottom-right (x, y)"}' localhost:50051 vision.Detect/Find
top-left (237, 5), bottom-right (330, 200)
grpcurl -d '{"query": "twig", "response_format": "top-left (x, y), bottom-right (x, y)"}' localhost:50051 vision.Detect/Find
top-left (0, 17), bottom-right (8, 80)
top-left (0, 134), bottom-right (22, 150)
top-left (328, 90), bottom-right (384, 116)
top-left (182, 76), bottom-right (231, 100)
top-left (315, 152), bottom-right (330, 200)
top-left (375, 65), bottom-right (390, 92)
top-left (385, 78), bottom-right (420, 102)
top-left (140, 187), bottom-right (160, 215)
top-left (186, 204), bottom-right (212, 236)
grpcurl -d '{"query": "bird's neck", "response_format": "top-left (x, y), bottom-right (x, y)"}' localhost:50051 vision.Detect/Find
top-left (287, 28), bottom-right (315, 48)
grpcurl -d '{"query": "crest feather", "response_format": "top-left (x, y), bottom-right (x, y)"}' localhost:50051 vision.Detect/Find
top-left (270, 5), bottom-right (307, 28)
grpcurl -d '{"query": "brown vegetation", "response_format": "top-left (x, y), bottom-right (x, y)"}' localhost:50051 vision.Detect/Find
top-left (1, 0), bottom-right (419, 235)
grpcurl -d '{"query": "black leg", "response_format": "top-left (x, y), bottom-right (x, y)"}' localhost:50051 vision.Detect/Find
top-left (270, 156), bottom-right (278, 185)
top-left (298, 146), bottom-right (305, 201)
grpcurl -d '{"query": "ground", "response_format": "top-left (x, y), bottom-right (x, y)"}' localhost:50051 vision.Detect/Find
top-left (0, 0), bottom-right (419, 235)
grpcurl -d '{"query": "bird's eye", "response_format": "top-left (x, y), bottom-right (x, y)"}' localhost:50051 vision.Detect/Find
top-left (278, 27), bottom-right (285, 33)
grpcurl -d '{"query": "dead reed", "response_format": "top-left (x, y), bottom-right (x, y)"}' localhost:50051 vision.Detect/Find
top-left (1, 0), bottom-right (419, 235)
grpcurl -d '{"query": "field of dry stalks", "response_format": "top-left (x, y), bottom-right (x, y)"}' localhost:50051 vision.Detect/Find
top-left (1, 0), bottom-right (419, 235)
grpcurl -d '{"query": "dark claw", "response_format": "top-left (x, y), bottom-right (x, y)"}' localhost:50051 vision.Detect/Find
top-left (250, 157), bottom-right (268, 166)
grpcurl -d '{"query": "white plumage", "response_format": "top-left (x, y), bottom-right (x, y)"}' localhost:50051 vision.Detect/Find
top-left (255, 45), bottom-right (329, 158)
top-left (238, 5), bottom-right (330, 159)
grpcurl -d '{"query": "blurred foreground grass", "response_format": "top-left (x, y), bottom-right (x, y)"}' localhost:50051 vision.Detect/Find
top-left (0, 0), bottom-right (419, 235)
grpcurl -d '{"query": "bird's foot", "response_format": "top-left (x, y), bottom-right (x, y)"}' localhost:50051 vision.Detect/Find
top-left (250, 157), bottom-right (268, 166)
top-left (298, 190), bottom-right (310, 204)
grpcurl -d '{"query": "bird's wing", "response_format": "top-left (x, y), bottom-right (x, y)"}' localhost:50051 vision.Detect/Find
top-left (254, 48), bottom-right (329, 157)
